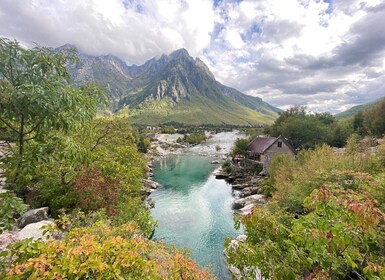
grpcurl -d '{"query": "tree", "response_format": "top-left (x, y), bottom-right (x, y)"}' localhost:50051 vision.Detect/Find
top-left (0, 38), bottom-right (106, 190)
top-left (265, 106), bottom-right (332, 149)
top-left (231, 138), bottom-right (249, 157)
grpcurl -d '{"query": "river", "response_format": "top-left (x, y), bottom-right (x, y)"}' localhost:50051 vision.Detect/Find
top-left (149, 131), bottom-right (245, 279)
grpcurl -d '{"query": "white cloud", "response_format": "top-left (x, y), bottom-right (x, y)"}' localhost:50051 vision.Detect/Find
top-left (0, 0), bottom-right (215, 64)
top-left (207, 0), bottom-right (385, 112)
top-left (0, 0), bottom-right (384, 113)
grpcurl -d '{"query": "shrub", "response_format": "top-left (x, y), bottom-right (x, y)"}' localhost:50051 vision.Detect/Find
top-left (226, 186), bottom-right (385, 280)
top-left (73, 168), bottom-right (119, 215)
top-left (1, 222), bottom-right (215, 280)
top-left (0, 192), bottom-right (28, 233)
top-left (183, 132), bottom-right (206, 145)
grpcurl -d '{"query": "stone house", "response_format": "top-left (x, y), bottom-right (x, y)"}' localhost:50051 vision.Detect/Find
top-left (247, 135), bottom-right (296, 173)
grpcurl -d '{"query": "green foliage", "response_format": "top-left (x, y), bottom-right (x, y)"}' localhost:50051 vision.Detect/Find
top-left (0, 38), bottom-right (106, 192)
top-left (183, 131), bottom-right (206, 144)
top-left (1, 221), bottom-right (215, 280)
top-left (231, 138), bottom-right (249, 156)
top-left (335, 98), bottom-right (385, 141)
top-left (227, 139), bottom-right (385, 279)
top-left (32, 117), bottom-right (154, 235)
top-left (335, 96), bottom-right (385, 120)
top-left (125, 95), bottom-right (277, 126)
top-left (137, 137), bottom-right (151, 153)
top-left (160, 125), bottom-right (176, 134)
top-left (265, 106), bottom-right (333, 149)
top-left (222, 159), bottom-right (232, 173)
top-left (226, 186), bottom-right (385, 280)
top-left (0, 192), bottom-right (28, 233)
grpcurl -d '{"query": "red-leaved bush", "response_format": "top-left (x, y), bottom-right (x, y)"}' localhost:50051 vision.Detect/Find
top-left (74, 168), bottom-right (119, 215)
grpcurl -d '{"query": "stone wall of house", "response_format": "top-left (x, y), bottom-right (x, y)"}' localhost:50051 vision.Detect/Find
top-left (263, 140), bottom-right (294, 172)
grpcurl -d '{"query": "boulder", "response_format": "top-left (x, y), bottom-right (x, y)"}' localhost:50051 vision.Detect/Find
top-left (240, 186), bottom-right (260, 197)
top-left (235, 203), bottom-right (255, 215)
top-left (232, 199), bottom-right (246, 209)
top-left (141, 186), bottom-right (155, 195)
top-left (18, 207), bottom-right (49, 228)
top-left (16, 220), bottom-right (54, 241)
top-left (245, 194), bottom-right (266, 205)
top-left (143, 179), bottom-right (159, 190)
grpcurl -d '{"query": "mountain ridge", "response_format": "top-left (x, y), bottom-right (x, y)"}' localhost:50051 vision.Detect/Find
top-left (336, 96), bottom-right (385, 120)
top-left (61, 46), bottom-right (281, 125)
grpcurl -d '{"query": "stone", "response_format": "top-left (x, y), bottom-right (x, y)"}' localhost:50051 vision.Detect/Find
top-left (232, 183), bottom-right (249, 190)
top-left (16, 220), bottom-right (54, 241)
top-left (0, 231), bottom-right (18, 251)
top-left (240, 186), bottom-right (260, 197)
top-left (215, 172), bottom-right (229, 179)
top-left (18, 207), bottom-right (49, 228)
top-left (245, 194), bottom-right (266, 205)
top-left (143, 179), bottom-right (159, 190)
top-left (235, 203), bottom-right (255, 215)
top-left (232, 199), bottom-right (246, 209)
top-left (141, 187), bottom-right (155, 195)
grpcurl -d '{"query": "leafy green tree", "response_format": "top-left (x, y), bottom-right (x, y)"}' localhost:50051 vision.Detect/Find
top-left (0, 38), bottom-right (105, 191)
top-left (265, 106), bottom-right (333, 149)
top-left (231, 138), bottom-right (249, 157)
top-left (137, 137), bottom-right (151, 153)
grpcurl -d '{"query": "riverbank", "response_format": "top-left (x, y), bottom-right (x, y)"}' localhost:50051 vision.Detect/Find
top-left (146, 131), bottom-right (247, 279)
top-left (214, 165), bottom-right (267, 215)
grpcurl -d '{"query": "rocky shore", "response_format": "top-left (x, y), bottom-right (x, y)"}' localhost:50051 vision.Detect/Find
top-left (215, 164), bottom-right (267, 279)
top-left (214, 167), bottom-right (267, 216)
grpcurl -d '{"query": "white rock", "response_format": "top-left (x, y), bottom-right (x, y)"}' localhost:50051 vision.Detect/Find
top-left (16, 220), bottom-right (54, 241)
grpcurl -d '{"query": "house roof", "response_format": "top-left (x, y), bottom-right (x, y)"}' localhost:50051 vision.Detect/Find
top-left (248, 137), bottom-right (277, 153)
top-left (248, 135), bottom-right (296, 154)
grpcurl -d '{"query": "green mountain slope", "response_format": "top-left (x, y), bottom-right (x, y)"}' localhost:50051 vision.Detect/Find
top-left (63, 46), bottom-right (280, 125)
top-left (336, 96), bottom-right (385, 120)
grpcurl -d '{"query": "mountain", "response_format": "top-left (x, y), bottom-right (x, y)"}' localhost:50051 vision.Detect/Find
top-left (62, 46), bottom-right (281, 125)
top-left (335, 96), bottom-right (385, 120)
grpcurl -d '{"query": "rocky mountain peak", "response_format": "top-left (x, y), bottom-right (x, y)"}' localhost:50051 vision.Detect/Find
top-left (169, 48), bottom-right (190, 59)
top-left (55, 44), bottom-right (79, 53)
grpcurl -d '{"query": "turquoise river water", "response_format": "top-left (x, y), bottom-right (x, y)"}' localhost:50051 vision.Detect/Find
top-left (149, 154), bottom-right (242, 279)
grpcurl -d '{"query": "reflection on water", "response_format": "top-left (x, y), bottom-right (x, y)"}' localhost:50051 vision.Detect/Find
top-left (150, 154), bottom-right (242, 279)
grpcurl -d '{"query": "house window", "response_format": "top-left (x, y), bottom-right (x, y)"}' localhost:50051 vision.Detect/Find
top-left (277, 141), bottom-right (282, 148)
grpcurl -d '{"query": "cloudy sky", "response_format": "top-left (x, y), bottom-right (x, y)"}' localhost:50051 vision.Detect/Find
top-left (1, 0), bottom-right (385, 113)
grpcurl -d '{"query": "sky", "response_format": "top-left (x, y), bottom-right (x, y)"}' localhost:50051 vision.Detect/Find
top-left (1, 0), bottom-right (385, 113)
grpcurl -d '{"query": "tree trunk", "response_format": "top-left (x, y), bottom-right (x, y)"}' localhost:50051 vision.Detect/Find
top-left (15, 113), bottom-right (25, 191)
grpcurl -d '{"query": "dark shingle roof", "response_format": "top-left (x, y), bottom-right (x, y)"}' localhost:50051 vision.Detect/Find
top-left (248, 137), bottom-right (277, 154)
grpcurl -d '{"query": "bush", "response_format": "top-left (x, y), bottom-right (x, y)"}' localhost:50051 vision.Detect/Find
top-left (226, 186), bottom-right (385, 280)
top-left (222, 159), bottom-right (232, 173)
top-left (137, 137), bottom-right (151, 153)
top-left (183, 132), bottom-right (206, 145)
top-left (0, 192), bottom-right (28, 233)
top-left (1, 222), bottom-right (215, 280)
top-left (74, 168), bottom-right (120, 215)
